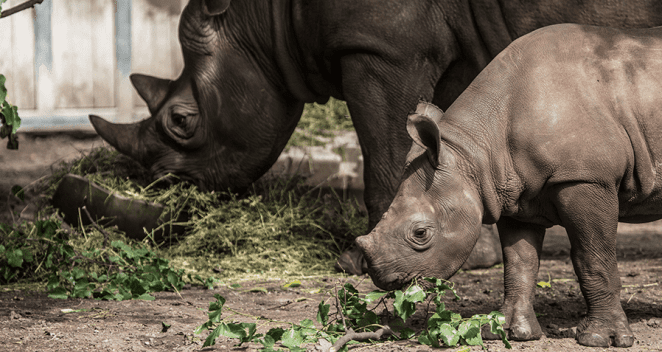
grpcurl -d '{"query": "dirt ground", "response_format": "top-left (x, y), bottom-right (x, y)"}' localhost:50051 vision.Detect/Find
top-left (1, 134), bottom-right (661, 352)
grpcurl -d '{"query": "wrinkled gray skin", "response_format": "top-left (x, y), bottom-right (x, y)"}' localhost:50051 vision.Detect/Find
top-left (89, 0), bottom-right (662, 274)
top-left (356, 24), bottom-right (662, 348)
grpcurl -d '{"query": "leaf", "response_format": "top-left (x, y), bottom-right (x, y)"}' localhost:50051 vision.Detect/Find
top-left (10, 185), bottom-right (24, 201)
top-left (438, 323), bottom-right (460, 347)
top-left (403, 284), bottom-right (426, 303)
top-left (458, 320), bottom-right (483, 347)
top-left (363, 290), bottom-right (388, 304)
top-left (0, 74), bottom-right (7, 103)
top-left (230, 283), bottom-right (241, 289)
top-left (283, 279), bottom-right (301, 288)
top-left (537, 281), bottom-right (551, 288)
top-left (259, 334), bottom-right (276, 348)
top-left (135, 293), bottom-right (155, 301)
top-left (487, 311), bottom-right (506, 326)
top-left (393, 290), bottom-right (416, 322)
top-left (317, 300), bottom-right (330, 325)
top-left (418, 331), bottom-right (439, 348)
top-left (248, 287), bottom-right (267, 293)
top-left (265, 327), bottom-right (285, 342)
top-left (2, 103), bottom-right (20, 134)
top-left (203, 324), bottom-right (223, 347)
top-left (7, 248), bottom-right (23, 267)
top-left (207, 296), bottom-right (225, 324)
top-left (299, 318), bottom-right (315, 329)
top-left (399, 328), bottom-right (415, 340)
top-left (281, 327), bottom-right (303, 348)
top-left (161, 322), bottom-right (171, 332)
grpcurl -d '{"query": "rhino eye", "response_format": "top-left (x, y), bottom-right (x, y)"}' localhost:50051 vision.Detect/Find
top-left (409, 227), bottom-right (432, 250)
top-left (172, 113), bottom-right (186, 128)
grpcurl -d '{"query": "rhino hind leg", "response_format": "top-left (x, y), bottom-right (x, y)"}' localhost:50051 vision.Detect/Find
top-left (554, 183), bottom-right (634, 348)
top-left (484, 217), bottom-right (545, 341)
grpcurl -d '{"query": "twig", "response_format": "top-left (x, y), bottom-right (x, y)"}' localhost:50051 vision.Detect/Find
top-left (170, 283), bottom-right (184, 300)
top-left (328, 325), bottom-right (393, 352)
top-left (81, 205), bottom-right (110, 248)
top-left (0, 0), bottom-right (44, 18)
top-left (334, 282), bottom-right (347, 331)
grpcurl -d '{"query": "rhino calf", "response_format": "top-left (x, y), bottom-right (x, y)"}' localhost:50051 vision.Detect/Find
top-left (356, 23), bottom-right (662, 348)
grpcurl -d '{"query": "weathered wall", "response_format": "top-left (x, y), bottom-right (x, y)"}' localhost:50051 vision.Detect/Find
top-left (1, 0), bottom-right (187, 131)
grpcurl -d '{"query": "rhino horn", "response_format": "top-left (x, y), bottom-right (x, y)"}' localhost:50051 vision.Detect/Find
top-left (89, 115), bottom-right (145, 163)
top-left (130, 74), bottom-right (172, 114)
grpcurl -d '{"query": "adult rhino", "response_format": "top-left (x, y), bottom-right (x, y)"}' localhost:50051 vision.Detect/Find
top-left (89, 0), bottom-right (662, 274)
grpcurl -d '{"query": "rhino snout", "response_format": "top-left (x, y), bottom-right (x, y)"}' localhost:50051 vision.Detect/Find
top-left (355, 234), bottom-right (374, 258)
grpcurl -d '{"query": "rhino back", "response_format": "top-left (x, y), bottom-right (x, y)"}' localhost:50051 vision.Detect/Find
top-left (445, 24), bottom-right (662, 223)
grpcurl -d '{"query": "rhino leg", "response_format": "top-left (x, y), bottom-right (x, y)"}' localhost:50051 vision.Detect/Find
top-left (461, 224), bottom-right (503, 270)
top-left (484, 217), bottom-right (545, 341)
top-left (554, 183), bottom-right (633, 348)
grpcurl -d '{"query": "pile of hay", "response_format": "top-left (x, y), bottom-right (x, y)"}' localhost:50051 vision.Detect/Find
top-left (44, 147), bottom-right (366, 281)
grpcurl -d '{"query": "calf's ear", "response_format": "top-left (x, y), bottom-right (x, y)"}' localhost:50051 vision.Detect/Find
top-left (407, 113), bottom-right (441, 168)
top-left (203, 0), bottom-right (231, 16)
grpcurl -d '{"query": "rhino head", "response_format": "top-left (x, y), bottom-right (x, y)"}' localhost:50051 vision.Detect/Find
top-left (355, 102), bottom-right (484, 290)
top-left (90, 0), bottom-right (312, 192)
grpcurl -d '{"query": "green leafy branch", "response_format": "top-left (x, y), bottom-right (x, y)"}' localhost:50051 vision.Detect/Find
top-left (0, 219), bottom-right (192, 300)
top-left (0, 74), bottom-right (20, 149)
top-left (195, 278), bottom-right (511, 351)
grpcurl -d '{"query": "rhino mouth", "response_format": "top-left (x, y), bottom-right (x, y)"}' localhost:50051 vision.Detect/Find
top-left (366, 267), bottom-right (415, 291)
top-left (152, 170), bottom-right (203, 190)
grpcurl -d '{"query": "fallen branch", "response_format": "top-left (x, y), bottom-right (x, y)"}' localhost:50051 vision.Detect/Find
top-left (0, 0), bottom-right (45, 18)
top-left (328, 325), bottom-right (393, 352)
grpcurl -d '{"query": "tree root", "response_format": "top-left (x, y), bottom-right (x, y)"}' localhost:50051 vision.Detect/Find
top-left (328, 325), bottom-right (393, 352)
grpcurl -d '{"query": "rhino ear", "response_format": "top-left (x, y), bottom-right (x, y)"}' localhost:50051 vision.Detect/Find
top-left (203, 0), bottom-right (231, 16)
top-left (130, 74), bottom-right (172, 115)
top-left (407, 113), bottom-right (441, 168)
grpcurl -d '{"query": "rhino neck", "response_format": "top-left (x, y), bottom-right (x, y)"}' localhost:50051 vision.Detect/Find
top-left (271, 0), bottom-right (324, 103)
top-left (438, 114), bottom-right (521, 225)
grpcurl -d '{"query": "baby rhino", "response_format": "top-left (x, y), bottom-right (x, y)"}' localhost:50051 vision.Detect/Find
top-left (356, 23), bottom-right (662, 348)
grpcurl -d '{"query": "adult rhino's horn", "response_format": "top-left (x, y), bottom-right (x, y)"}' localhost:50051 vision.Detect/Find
top-left (130, 74), bottom-right (172, 115)
top-left (89, 115), bottom-right (144, 163)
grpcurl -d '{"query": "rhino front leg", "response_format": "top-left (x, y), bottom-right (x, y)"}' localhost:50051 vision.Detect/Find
top-left (486, 216), bottom-right (546, 341)
top-left (554, 183), bottom-right (633, 348)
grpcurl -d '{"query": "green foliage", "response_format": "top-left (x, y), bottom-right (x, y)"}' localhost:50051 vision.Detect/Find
top-left (197, 278), bottom-right (511, 350)
top-left (0, 219), bottom-right (188, 300)
top-left (287, 98), bottom-right (353, 148)
top-left (0, 74), bottom-right (20, 149)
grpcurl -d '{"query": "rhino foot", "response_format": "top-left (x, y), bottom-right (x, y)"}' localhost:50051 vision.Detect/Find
top-left (481, 305), bottom-right (543, 341)
top-left (576, 315), bottom-right (634, 348)
top-left (506, 314), bottom-right (543, 341)
top-left (334, 246), bottom-right (368, 275)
